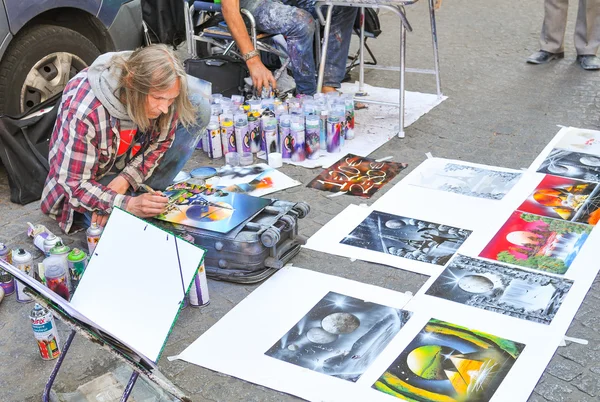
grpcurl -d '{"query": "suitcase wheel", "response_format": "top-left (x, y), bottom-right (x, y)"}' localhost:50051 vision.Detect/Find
top-left (293, 202), bottom-right (310, 219)
top-left (261, 227), bottom-right (281, 247)
top-left (279, 215), bottom-right (296, 231)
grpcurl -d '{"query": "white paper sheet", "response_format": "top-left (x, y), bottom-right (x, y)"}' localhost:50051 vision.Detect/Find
top-left (284, 86), bottom-right (446, 169)
top-left (171, 267), bottom-right (415, 402)
top-left (70, 208), bottom-right (206, 362)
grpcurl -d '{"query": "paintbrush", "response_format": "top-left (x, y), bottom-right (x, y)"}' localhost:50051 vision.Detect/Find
top-left (139, 184), bottom-right (182, 212)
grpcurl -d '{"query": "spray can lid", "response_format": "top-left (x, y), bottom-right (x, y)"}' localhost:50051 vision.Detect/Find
top-left (87, 223), bottom-right (103, 236)
top-left (67, 248), bottom-right (87, 262)
top-left (0, 243), bottom-right (8, 253)
top-left (49, 241), bottom-right (70, 255)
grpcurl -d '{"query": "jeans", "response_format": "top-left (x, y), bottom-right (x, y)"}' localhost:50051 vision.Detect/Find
top-left (239, 0), bottom-right (357, 95)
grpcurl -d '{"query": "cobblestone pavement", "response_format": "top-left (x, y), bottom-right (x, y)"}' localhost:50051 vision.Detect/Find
top-left (1, 0), bottom-right (600, 401)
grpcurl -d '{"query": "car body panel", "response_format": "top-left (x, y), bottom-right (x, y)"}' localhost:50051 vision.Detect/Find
top-left (106, 0), bottom-right (143, 51)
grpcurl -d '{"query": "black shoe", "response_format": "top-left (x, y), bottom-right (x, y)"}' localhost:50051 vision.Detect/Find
top-left (577, 55), bottom-right (600, 70)
top-left (526, 50), bottom-right (564, 64)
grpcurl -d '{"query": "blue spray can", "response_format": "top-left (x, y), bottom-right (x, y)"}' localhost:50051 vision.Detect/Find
top-left (234, 113), bottom-right (251, 154)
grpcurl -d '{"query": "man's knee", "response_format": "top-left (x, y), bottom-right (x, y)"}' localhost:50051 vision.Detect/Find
top-left (290, 8), bottom-right (316, 39)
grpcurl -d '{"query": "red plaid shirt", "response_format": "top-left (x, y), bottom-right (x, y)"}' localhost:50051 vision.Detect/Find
top-left (41, 70), bottom-right (177, 233)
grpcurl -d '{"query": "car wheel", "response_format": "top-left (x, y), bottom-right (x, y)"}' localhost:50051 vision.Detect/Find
top-left (0, 24), bottom-right (101, 115)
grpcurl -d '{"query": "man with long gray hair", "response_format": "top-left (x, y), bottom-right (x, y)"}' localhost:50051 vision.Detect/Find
top-left (41, 45), bottom-right (199, 234)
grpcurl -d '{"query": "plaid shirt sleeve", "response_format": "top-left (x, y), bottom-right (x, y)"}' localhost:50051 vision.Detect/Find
top-left (119, 111), bottom-right (178, 190)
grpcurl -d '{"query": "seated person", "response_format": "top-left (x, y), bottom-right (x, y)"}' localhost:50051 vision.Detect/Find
top-left (221, 0), bottom-right (358, 95)
top-left (41, 45), bottom-right (198, 234)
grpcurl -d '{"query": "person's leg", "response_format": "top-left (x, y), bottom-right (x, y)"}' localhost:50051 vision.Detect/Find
top-left (540, 0), bottom-right (569, 53)
top-left (321, 6), bottom-right (358, 91)
top-left (241, 0), bottom-right (317, 95)
top-left (574, 0), bottom-right (600, 55)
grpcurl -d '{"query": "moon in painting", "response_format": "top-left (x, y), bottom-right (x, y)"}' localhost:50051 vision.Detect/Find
top-left (306, 327), bottom-right (339, 344)
top-left (547, 164), bottom-right (570, 174)
top-left (580, 156), bottom-right (600, 167)
top-left (321, 313), bottom-right (360, 334)
top-left (458, 275), bottom-right (495, 293)
top-left (385, 220), bottom-right (406, 229)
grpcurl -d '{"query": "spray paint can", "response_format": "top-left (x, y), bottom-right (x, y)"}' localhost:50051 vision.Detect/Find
top-left (234, 113), bottom-right (251, 154)
top-left (42, 234), bottom-right (60, 257)
top-left (0, 243), bottom-right (14, 296)
top-left (248, 111), bottom-right (261, 153)
top-left (27, 223), bottom-right (55, 254)
top-left (305, 115), bottom-right (321, 160)
top-left (342, 94), bottom-right (355, 140)
top-left (220, 113), bottom-right (236, 155)
top-left (319, 110), bottom-right (328, 151)
top-left (290, 115), bottom-right (306, 162)
top-left (43, 254), bottom-right (70, 300)
top-left (332, 102), bottom-right (346, 147)
top-left (188, 263), bottom-right (210, 307)
top-left (279, 114), bottom-right (293, 160)
top-left (231, 94), bottom-right (244, 109)
top-left (67, 248), bottom-right (88, 291)
top-left (207, 119), bottom-right (223, 159)
top-left (50, 242), bottom-right (72, 293)
top-left (13, 248), bottom-right (34, 303)
top-left (86, 223), bottom-right (103, 256)
top-left (30, 304), bottom-right (61, 360)
top-left (261, 116), bottom-right (279, 161)
top-left (327, 109), bottom-right (342, 153)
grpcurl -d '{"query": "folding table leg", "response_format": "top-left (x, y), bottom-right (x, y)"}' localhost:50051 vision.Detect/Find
top-left (317, 5), bottom-right (334, 93)
top-left (428, 0), bottom-right (442, 98)
top-left (398, 9), bottom-right (406, 138)
top-left (357, 7), bottom-right (368, 96)
top-left (120, 372), bottom-right (140, 402)
top-left (43, 329), bottom-right (77, 402)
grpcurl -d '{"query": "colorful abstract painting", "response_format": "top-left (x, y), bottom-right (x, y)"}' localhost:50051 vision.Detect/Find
top-left (341, 211), bottom-right (472, 266)
top-left (426, 255), bottom-right (573, 325)
top-left (479, 211), bottom-right (592, 274)
top-left (410, 163), bottom-right (521, 200)
top-left (373, 319), bottom-right (524, 402)
top-left (536, 149), bottom-right (600, 182)
top-left (518, 175), bottom-right (600, 225)
top-left (154, 185), bottom-right (270, 233)
top-left (207, 163), bottom-right (301, 197)
top-left (306, 154), bottom-right (408, 198)
top-left (265, 291), bottom-right (412, 382)
top-left (555, 127), bottom-right (600, 155)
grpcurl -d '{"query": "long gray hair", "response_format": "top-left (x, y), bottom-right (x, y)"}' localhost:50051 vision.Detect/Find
top-left (113, 44), bottom-right (196, 133)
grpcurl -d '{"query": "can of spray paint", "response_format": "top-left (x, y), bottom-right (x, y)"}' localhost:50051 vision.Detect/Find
top-left (13, 248), bottom-right (34, 303)
top-left (27, 223), bottom-right (55, 254)
top-left (42, 234), bottom-right (61, 257)
top-left (234, 113), bottom-right (251, 154)
top-left (201, 124), bottom-right (210, 154)
top-left (220, 113), bottom-right (236, 155)
top-left (248, 111), bottom-right (261, 153)
top-left (30, 304), bottom-right (61, 360)
top-left (261, 116), bottom-right (278, 160)
top-left (67, 248), bottom-right (88, 291)
top-left (188, 262), bottom-right (210, 307)
top-left (319, 110), bottom-right (328, 150)
top-left (231, 94), bottom-right (244, 109)
top-left (342, 94), bottom-right (355, 140)
top-left (207, 119), bottom-right (223, 159)
top-left (0, 243), bottom-right (14, 296)
top-left (86, 223), bottom-right (103, 256)
top-left (305, 115), bottom-right (321, 160)
top-left (290, 115), bottom-right (306, 162)
top-left (43, 254), bottom-right (70, 300)
top-left (279, 114), bottom-right (293, 160)
top-left (327, 109), bottom-right (343, 153)
top-left (332, 102), bottom-right (346, 147)
top-left (50, 242), bottom-right (72, 293)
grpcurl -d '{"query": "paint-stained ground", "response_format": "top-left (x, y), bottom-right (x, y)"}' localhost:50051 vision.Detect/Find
top-left (1, 1), bottom-right (600, 401)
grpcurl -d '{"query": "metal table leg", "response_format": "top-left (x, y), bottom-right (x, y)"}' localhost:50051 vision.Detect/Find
top-left (43, 329), bottom-right (77, 402)
top-left (120, 372), bottom-right (140, 402)
top-left (428, 0), bottom-right (442, 98)
top-left (398, 8), bottom-right (406, 138)
top-left (317, 5), bottom-right (333, 93)
top-left (357, 7), bottom-right (368, 96)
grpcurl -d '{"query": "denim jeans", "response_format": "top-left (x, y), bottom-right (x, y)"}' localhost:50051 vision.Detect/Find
top-left (239, 0), bottom-right (357, 95)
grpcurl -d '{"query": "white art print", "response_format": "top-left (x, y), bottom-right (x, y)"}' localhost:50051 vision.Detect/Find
top-left (425, 255), bottom-right (573, 325)
top-left (536, 148), bottom-right (600, 182)
top-left (554, 126), bottom-right (600, 155)
top-left (265, 291), bottom-right (412, 382)
top-left (410, 162), bottom-right (522, 200)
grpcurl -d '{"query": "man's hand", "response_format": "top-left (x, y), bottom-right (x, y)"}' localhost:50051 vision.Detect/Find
top-left (247, 58), bottom-right (277, 94)
top-left (91, 211), bottom-right (109, 228)
top-left (125, 193), bottom-right (169, 218)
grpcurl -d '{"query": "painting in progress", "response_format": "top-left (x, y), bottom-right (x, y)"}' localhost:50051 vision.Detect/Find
top-left (410, 163), bottom-right (522, 200)
top-left (154, 185), bottom-right (270, 233)
top-left (517, 175), bottom-right (600, 225)
top-left (373, 319), bottom-right (525, 402)
top-left (425, 255), bottom-right (573, 325)
top-left (554, 127), bottom-right (600, 155)
top-left (265, 291), bottom-right (412, 382)
top-left (341, 211), bottom-right (472, 266)
top-left (536, 149), bottom-right (600, 182)
top-left (306, 153), bottom-right (408, 198)
top-left (479, 212), bottom-right (592, 274)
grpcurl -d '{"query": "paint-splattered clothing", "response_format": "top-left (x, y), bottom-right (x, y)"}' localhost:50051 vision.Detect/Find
top-left (239, 0), bottom-right (357, 94)
top-left (40, 70), bottom-right (177, 233)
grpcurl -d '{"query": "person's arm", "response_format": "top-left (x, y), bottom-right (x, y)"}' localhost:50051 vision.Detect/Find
top-left (221, 0), bottom-right (277, 92)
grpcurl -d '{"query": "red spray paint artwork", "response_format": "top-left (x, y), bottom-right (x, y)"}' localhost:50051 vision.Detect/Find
top-left (517, 174), bottom-right (600, 225)
top-left (306, 154), bottom-right (408, 198)
top-left (479, 211), bottom-right (592, 275)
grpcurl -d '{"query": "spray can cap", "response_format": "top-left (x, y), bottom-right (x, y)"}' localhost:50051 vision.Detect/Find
top-left (50, 241), bottom-right (70, 255)
top-left (67, 248), bottom-right (86, 261)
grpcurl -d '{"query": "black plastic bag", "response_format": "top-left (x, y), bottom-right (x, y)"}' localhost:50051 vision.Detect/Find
top-left (184, 55), bottom-right (249, 97)
top-left (0, 93), bottom-right (61, 205)
top-left (142, 0), bottom-right (190, 47)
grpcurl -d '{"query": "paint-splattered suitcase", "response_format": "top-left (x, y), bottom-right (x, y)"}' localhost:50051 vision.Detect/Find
top-left (154, 199), bottom-right (310, 283)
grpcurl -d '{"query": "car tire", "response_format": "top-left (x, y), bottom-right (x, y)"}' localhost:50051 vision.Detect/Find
top-left (0, 24), bottom-right (101, 115)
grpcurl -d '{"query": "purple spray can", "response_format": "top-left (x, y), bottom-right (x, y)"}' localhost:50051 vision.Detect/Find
top-left (279, 114), bottom-right (293, 160)
top-left (290, 115), bottom-right (306, 162)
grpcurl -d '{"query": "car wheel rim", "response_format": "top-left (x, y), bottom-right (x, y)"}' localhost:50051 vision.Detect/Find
top-left (20, 52), bottom-right (87, 113)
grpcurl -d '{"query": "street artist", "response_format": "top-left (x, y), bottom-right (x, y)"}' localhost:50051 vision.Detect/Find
top-left (41, 44), bottom-right (198, 234)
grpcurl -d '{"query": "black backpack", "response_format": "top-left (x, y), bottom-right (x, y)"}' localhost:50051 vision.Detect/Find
top-left (0, 93), bottom-right (61, 205)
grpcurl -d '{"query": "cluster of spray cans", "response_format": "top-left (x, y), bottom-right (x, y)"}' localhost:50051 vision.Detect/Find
top-left (197, 91), bottom-right (355, 164)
